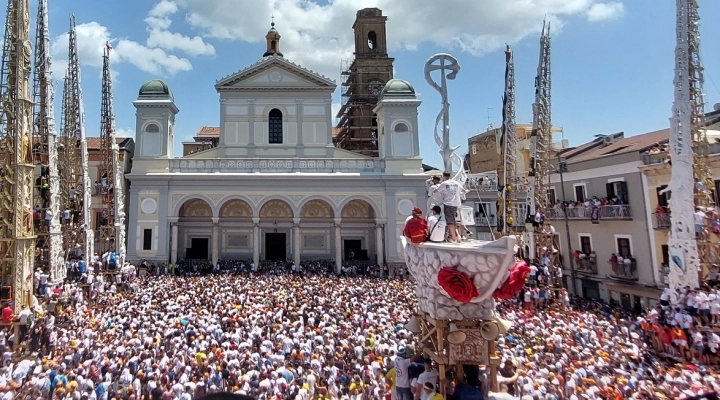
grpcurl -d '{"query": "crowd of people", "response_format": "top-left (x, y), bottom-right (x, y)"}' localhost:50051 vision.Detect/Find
top-left (0, 264), bottom-right (718, 400)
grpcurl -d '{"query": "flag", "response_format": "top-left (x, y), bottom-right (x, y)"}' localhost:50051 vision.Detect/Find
top-left (106, 43), bottom-right (113, 51)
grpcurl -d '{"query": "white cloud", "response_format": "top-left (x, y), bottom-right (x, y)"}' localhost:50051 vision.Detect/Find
top-left (147, 29), bottom-right (216, 57)
top-left (172, 0), bottom-right (625, 81)
top-left (115, 127), bottom-right (135, 138)
top-left (145, 0), bottom-right (216, 57)
top-left (50, 0), bottom-right (215, 78)
top-left (51, 21), bottom-right (193, 77)
top-left (149, 0), bottom-right (179, 17)
top-left (586, 2), bottom-right (625, 22)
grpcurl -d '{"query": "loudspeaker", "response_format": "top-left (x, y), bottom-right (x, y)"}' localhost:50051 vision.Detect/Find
top-left (447, 322), bottom-right (467, 344)
top-left (480, 321), bottom-right (500, 341)
top-left (405, 316), bottom-right (421, 334)
top-left (495, 317), bottom-right (513, 334)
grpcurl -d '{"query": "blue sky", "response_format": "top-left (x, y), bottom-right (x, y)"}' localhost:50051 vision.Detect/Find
top-left (19, 0), bottom-right (720, 166)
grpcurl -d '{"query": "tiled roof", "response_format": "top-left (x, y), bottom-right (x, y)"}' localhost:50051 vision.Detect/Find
top-left (196, 126), bottom-right (220, 137)
top-left (565, 129), bottom-right (669, 164)
top-left (86, 137), bottom-right (129, 151)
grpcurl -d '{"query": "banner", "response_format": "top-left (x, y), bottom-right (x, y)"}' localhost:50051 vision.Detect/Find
top-left (591, 206), bottom-right (600, 224)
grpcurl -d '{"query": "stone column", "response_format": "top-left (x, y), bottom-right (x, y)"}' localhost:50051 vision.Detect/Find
top-left (170, 218), bottom-right (179, 265)
top-left (334, 218), bottom-right (342, 273)
top-left (253, 217), bottom-right (260, 267)
top-left (211, 217), bottom-right (220, 266)
top-left (375, 222), bottom-right (384, 267)
top-left (293, 218), bottom-right (301, 268)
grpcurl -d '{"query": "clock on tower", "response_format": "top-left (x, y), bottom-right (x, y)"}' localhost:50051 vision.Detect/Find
top-left (368, 80), bottom-right (384, 96)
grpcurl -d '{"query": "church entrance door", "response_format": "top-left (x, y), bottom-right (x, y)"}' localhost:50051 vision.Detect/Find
top-left (187, 238), bottom-right (209, 259)
top-left (265, 233), bottom-right (286, 261)
top-left (344, 239), bottom-right (362, 261)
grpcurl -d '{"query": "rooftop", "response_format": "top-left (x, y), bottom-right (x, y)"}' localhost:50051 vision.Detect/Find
top-left (560, 129), bottom-right (669, 164)
top-left (86, 137), bottom-right (133, 151)
top-left (196, 126), bottom-right (220, 137)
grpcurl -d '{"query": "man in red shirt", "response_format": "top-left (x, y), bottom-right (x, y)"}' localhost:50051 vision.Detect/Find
top-left (403, 207), bottom-right (428, 245)
top-left (2, 303), bottom-right (13, 323)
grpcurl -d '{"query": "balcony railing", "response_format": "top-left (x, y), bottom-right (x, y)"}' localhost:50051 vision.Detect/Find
top-left (475, 216), bottom-right (497, 227)
top-left (169, 158), bottom-right (385, 173)
top-left (574, 257), bottom-right (598, 274)
top-left (609, 261), bottom-right (638, 280)
top-left (545, 205), bottom-right (632, 220)
top-left (465, 173), bottom-right (527, 193)
top-left (652, 213), bottom-right (671, 229)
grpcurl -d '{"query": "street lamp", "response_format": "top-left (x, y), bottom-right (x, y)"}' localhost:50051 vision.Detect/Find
top-left (556, 155), bottom-right (578, 296)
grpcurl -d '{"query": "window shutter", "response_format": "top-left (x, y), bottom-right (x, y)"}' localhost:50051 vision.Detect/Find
top-left (606, 183), bottom-right (615, 199)
top-left (618, 181), bottom-right (629, 203)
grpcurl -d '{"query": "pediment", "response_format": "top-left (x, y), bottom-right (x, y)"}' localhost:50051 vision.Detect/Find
top-left (215, 56), bottom-right (336, 91)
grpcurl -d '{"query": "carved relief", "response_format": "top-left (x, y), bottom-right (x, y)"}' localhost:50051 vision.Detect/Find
top-left (259, 199), bottom-right (293, 219)
top-left (341, 200), bottom-right (373, 219)
top-left (301, 200), bottom-right (334, 219)
top-left (220, 199), bottom-right (252, 218)
top-left (179, 199), bottom-right (213, 218)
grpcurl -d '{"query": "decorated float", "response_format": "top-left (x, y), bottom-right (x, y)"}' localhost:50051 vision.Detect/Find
top-left (400, 54), bottom-right (530, 398)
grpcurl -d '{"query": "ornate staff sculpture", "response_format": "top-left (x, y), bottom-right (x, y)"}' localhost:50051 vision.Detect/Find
top-left (424, 54), bottom-right (466, 185)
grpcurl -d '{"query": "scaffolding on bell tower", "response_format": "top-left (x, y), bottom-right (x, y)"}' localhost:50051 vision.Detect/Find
top-left (96, 42), bottom-right (126, 266)
top-left (32, 0), bottom-right (64, 284)
top-left (498, 45), bottom-right (519, 238)
top-left (0, 0), bottom-right (37, 307)
top-left (58, 14), bottom-right (92, 266)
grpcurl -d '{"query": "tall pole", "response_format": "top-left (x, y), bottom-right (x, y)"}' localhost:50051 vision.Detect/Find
top-left (666, 0), bottom-right (707, 291)
top-left (33, 0), bottom-right (64, 284)
top-left (499, 45), bottom-right (517, 237)
top-left (0, 0), bottom-right (36, 308)
top-left (524, 22), bottom-right (553, 261)
top-left (557, 156), bottom-right (577, 294)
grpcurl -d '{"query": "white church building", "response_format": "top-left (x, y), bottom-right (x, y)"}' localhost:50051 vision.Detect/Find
top-left (125, 25), bottom-right (427, 271)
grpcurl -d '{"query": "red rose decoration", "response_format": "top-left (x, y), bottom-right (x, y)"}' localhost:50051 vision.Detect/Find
top-left (493, 260), bottom-right (530, 300)
top-left (437, 266), bottom-right (479, 303)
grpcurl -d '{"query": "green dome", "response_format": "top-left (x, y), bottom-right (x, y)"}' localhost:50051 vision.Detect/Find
top-left (380, 79), bottom-right (416, 98)
top-left (138, 79), bottom-right (173, 100)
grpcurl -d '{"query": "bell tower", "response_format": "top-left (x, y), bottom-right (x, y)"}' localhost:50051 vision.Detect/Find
top-left (263, 19), bottom-right (283, 57)
top-left (334, 8), bottom-right (394, 157)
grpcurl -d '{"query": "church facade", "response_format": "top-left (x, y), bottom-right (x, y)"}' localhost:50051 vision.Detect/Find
top-left (125, 21), bottom-right (427, 271)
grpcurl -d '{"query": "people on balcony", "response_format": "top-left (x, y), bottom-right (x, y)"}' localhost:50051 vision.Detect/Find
top-left (608, 253), bottom-right (635, 277)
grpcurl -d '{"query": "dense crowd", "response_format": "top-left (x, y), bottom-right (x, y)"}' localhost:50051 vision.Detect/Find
top-left (0, 268), bottom-right (718, 400)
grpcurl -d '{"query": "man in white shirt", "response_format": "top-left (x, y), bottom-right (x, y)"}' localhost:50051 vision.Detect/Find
top-left (426, 176), bottom-right (441, 213)
top-left (417, 360), bottom-right (438, 400)
top-left (434, 172), bottom-right (462, 243)
top-left (426, 206), bottom-right (446, 242)
top-left (695, 208), bottom-right (707, 240)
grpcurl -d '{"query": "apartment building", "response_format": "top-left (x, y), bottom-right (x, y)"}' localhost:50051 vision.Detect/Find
top-left (465, 124), bottom-right (567, 240)
top-left (639, 108), bottom-right (720, 290)
top-left (548, 130), bottom-right (664, 311)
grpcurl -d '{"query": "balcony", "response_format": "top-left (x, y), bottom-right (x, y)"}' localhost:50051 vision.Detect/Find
top-left (168, 158), bottom-right (385, 173)
top-left (475, 215), bottom-right (497, 227)
top-left (609, 261), bottom-right (638, 280)
top-left (652, 213), bottom-right (671, 229)
top-left (574, 257), bottom-right (598, 274)
top-left (545, 205), bottom-right (632, 221)
top-left (465, 173), bottom-right (527, 193)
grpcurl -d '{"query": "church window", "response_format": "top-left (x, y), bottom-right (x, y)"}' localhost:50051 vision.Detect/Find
top-left (145, 123), bottom-right (160, 133)
top-left (271, 40), bottom-right (276, 51)
top-left (368, 31), bottom-right (377, 50)
top-left (268, 109), bottom-right (283, 144)
top-left (394, 123), bottom-right (409, 132)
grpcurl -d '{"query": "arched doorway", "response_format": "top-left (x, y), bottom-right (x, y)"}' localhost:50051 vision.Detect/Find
top-left (218, 199), bottom-right (253, 260)
top-left (259, 199), bottom-right (294, 261)
top-left (299, 199), bottom-right (335, 262)
top-left (340, 199), bottom-right (376, 265)
top-left (178, 199), bottom-right (212, 260)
